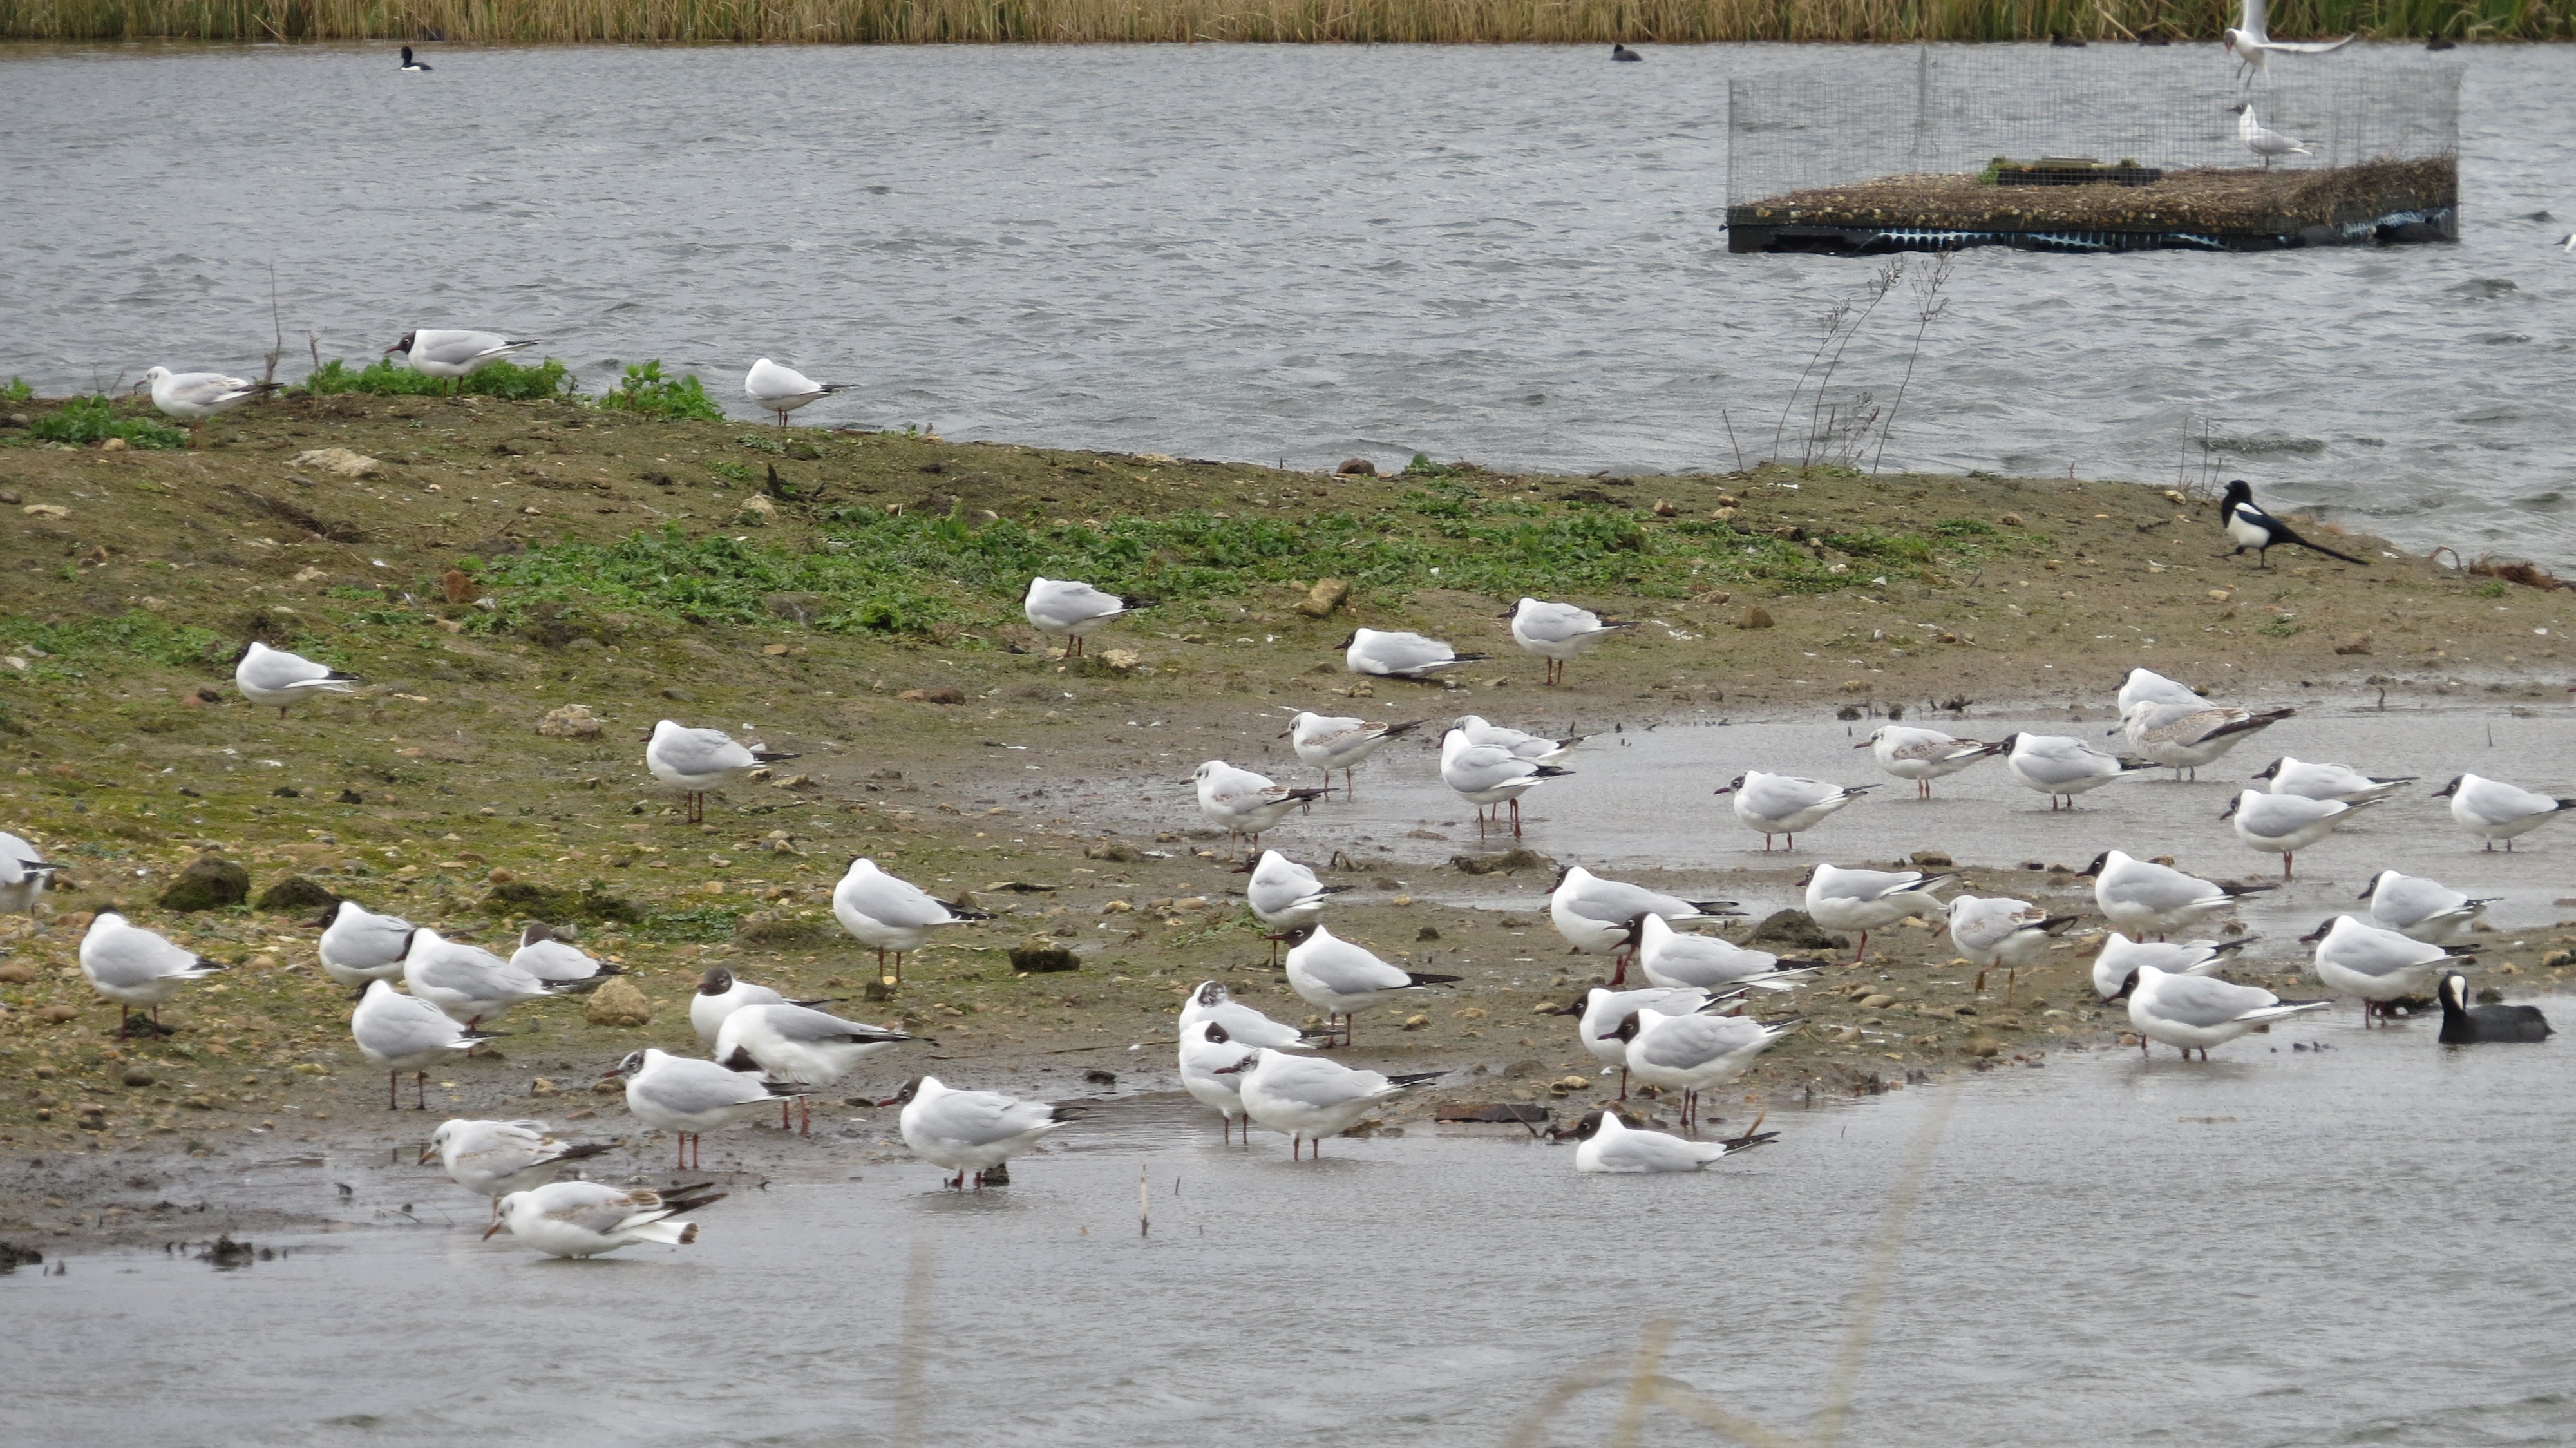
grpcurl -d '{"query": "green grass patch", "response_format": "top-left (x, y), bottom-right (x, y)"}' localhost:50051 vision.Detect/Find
top-left (2, 377), bottom-right (30, 404)
top-left (0, 611), bottom-right (225, 678)
top-left (297, 356), bottom-right (578, 402)
top-left (632, 905), bottom-right (747, 943)
top-left (597, 361), bottom-right (724, 422)
top-left (27, 396), bottom-right (187, 450)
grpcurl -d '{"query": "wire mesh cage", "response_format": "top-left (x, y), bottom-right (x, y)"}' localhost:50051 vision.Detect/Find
top-left (1727, 45), bottom-right (2461, 255)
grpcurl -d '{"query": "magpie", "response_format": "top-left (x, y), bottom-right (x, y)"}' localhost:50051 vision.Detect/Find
top-left (2219, 479), bottom-right (2369, 568)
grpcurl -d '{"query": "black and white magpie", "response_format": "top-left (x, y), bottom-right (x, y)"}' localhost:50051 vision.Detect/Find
top-left (2219, 479), bottom-right (2369, 568)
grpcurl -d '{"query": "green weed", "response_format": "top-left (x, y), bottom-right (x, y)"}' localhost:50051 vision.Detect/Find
top-left (1, 377), bottom-right (30, 404)
top-left (0, 611), bottom-right (224, 677)
top-left (26, 396), bottom-right (187, 450)
top-left (597, 361), bottom-right (724, 422)
top-left (297, 356), bottom-right (578, 402)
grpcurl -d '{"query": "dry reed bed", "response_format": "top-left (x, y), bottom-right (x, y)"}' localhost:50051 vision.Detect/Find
top-left (2, 0), bottom-right (2562, 43)
top-left (1734, 155), bottom-right (2457, 231)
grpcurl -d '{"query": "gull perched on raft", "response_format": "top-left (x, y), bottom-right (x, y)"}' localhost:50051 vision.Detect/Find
top-left (1857, 725), bottom-right (2005, 799)
top-left (1714, 770), bottom-right (1871, 851)
top-left (1193, 759), bottom-right (1329, 855)
top-left (1441, 727), bottom-right (1571, 838)
top-left (1504, 596), bottom-right (1636, 685)
top-left (643, 719), bottom-right (799, 824)
top-left (2356, 869), bottom-right (2496, 944)
top-left (1023, 577), bottom-right (1147, 659)
top-left (2078, 850), bottom-right (2277, 940)
top-left (2255, 756), bottom-right (2415, 805)
top-left (2431, 773), bottom-right (2576, 851)
top-left (1283, 711), bottom-right (1423, 797)
top-left (79, 911), bottom-right (226, 1037)
top-left (2222, 0), bottom-right (2354, 82)
top-left (2112, 965), bottom-right (2327, 1060)
top-left (1218, 1049), bottom-right (1443, 1161)
top-left (136, 366), bottom-right (279, 442)
top-left (2230, 103), bottom-right (2315, 167)
top-left (743, 357), bottom-right (856, 427)
top-left (2302, 915), bottom-right (2477, 1025)
top-left (234, 640), bottom-right (359, 719)
top-left (1548, 864), bottom-right (1736, 982)
top-left (1572, 1109), bottom-right (1780, 1175)
top-left (486, 1181), bottom-right (726, 1259)
top-left (832, 856), bottom-right (988, 984)
top-left (2117, 698), bottom-right (2293, 780)
top-left (351, 978), bottom-right (491, 1110)
top-left (882, 1074), bottom-right (1084, 1189)
top-left (2090, 932), bottom-right (2259, 1002)
top-left (1343, 627), bottom-right (1488, 680)
top-left (386, 329), bottom-right (536, 388)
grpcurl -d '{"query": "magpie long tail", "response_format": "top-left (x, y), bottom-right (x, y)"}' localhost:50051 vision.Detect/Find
top-left (2279, 528), bottom-right (2371, 567)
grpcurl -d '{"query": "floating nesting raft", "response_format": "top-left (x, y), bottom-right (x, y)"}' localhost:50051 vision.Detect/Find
top-left (1728, 156), bottom-right (2457, 255)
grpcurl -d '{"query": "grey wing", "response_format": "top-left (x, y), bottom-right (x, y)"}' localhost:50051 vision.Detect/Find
top-left (654, 1060), bottom-right (775, 1111)
top-left (1305, 941), bottom-right (1411, 993)
top-left (169, 372), bottom-right (256, 408)
top-left (769, 1005), bottom-right (907, 1043)
top-left (419, 330), bottom-right (513, 366)
top-left (925, 1089), bottom-right (1051, 1144)
top-left (660, 728), bottom-right (755, 774)
top-left (1370, 634), bottom-right (1450, 671)
top-left (846, 875), bottom-right (956, 929)
top-left (2155, 975), bottom-right (2278, 1026)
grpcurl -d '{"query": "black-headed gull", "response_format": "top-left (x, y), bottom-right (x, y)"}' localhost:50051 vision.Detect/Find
top-left (1023, 577), bottom-right (1146, 659)
top-left (2436, 974), bottom-right (2553, 1045)
top-left (1549, 984), bottom-right (1726, 1098)
top-left (831, 856), bottom-right (987, 984)
top-left (1505, 596), bottom-right (1636, 685)
top-left (881, 1074), bottom-right (1084, 1189)
top-left (1439, 727), bottom-right (1570, 838)
top-left (1601, 1007), bottom-right (1799, 1128)
top-left (2230, 102), bottom-right (2316, 167)
top-left (509, 922), bottom-right (620, 989)
top-left (2356, 870), bottom-right (2496, 944)
top-left (1342, 627), bottom-right (1487, 680)
top-left (2430, 773), bottom-right (2575, 851)
top-left (744, 357), bottom-right (855, 427)
top-left (386, 329), bottom-right (536, 388)
top-left (2112, 965), bottom-right (2326, 1060)
top-left (2090, 932), bottom-right (2257, 1002)
top-left (2117, 699), bottom-right (2293, 780)
top-left (1713, 770), bottom-right (1871, 851)
top-left (136, 366), bottom-right (278, 441)
top-left (1453, 714), bottom-right (1586, 765)
top-left (1283, 710), bottom-right (1423, 797)
top-left (79, 911), bottom-right (225, 1037)
top-left (690, 965), bottom-right (835, 1048)
top-left (1802, 863), bottom-right (1952, 963)
top-left (486, 1180), bottom-right (725, 1259)
top-left (1238, 849), bottom-right (1349, 964)
top-left (402, 926), bottom-right (565, 1027)
top-left (1856, 725), bottom-right (2005, 799)
top-left (1218, 1047), bottom-right (1442, 1160)
top-left (1627, 913), bottom-right (1816, 996)
top-left (1571, 1108), bottom-right (1777, 1174)
top-left (612, 1047), bottom-right (802, 1170)
top-left (234, 640), bottom-right (359, 719)
top-left (1179, 1020), bottom-right (1260, 1142)
top-left (2254, 756), bottom-right (2415, 804)
top-left (351, 978), bottom-right (489, 1109)
top-left (2078, 850), bottom-right (2275, 939)
top-left (643, 719), bottom-right (798, 824)
top-left (2221, 790), bottom-right (2373, 879)
top-left (2302, 915), bottom-right (2474, 1025)
top-left (314, 899), bottom-right (413, 994)
top-left (1193, 759), bottom-right (1328, 855)
top-left (1177, 979), bottom-right (1320, 1051)
top-left (2003, 732), bottom-right (2152, 810)
top-left (1548, 864), bottom-right (1736, 982)
top-left (424, 1118), bottom-right (616, 1218)
top-left (716, 1003), bottom-right (918, 1134)
top-left (1281, 922), bottom-right (1460, 1047)
top-left (0, 831), bottom-right (58, 931)
top-left (1945, 894), bottom-right (2075, 999)
top-left (2219, 481), bottom-right (2370, 567)
top-left (2222, 0), bottom-right (2353, 81)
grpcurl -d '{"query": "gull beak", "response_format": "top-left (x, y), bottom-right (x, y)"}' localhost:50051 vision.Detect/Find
top-left (1850, 739), bottom-right (1873, 748)
top-left (481, 1219), bottom-right (507, 1241)
top-left (417, 1143), bottom-right (437, 1165)
top-left (1710, 784), bottom-right (1736, 796)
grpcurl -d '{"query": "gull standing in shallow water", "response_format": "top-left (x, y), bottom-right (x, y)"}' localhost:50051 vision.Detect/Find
top-left (136, 366), bottom-right (278, 443)
top-left (1571, 1109), bottom-right (1777, 1174)
top-left (612, 1047), bottom-right (802, 1170)
top-left (1549, 985), bottom-right (1726, 1098)
top-left (234, 640), bottom-right (359, 718)
top-left (743, 358), bottom-right (856, 426)
top-left (2003, 732), bottom-right (2153, 810)
top-left (314, 899), bottom-right (413, 994)
top-left (1022, 577), bottom-right (1146, 658)
top-left (2117, 699), bottom-right (2293, 780)
top-left (1803, 863), bottom-right (1953, 963)
top-left (643, 719), bottom-right (798, 825)
top-left (1713, 770), bottom-right (1871, 851)
top-left (1179, 980), bottom-right (1320, 1051)
top-left (1504, 596), bottom-right (1636, 685)
top-left (1342, 627), bottom-right (1488, 680)
top-left (2113, 965), bottom-right (2327, 1060)
top-left (882, 1074), bottom-right (1084, 1188)
top-left (2222, 790), bottom-right (2373, 879)
top-left (1179, 1020), bottom-right (1262, 1141)
top-left (1193, 760), bottom-right (1329, 855)
top-left (1282, 923), bottom-right (1461, 1047)
top-left (424, 1118), bottom-right (616, 1219)
top-left (1283, 711), bottom-right (1423, 797)
top-left (1452, 714), bottom-right (1586, 765)
top-left (1220, 1049), bottom-right (1442, 1160)
top-left (486, 1181), bottom-right (725, 1259)
top-left (1602, 1007), bottom-right (1800, 1129)
top-left (2078, 850), bottom-right (2275, 940)
top-left (2090, 933), bottom-right (2258, 1002)
top-left (79, 911), bottom-right (225, 1037)
top-left (716, 1003), bottom-right (919, 1134)
top-left (2356, 870), bottom-right (2496, 944)
top-left (351, 978), bottom-right (490, 1109)
top-left (2303, 915), bottom-right (2475, 1025)
top-left (1548, 864), bottom-right (1736, 982)
top-left (1857, 725), bottom-right (2005, 798)
top-left (2431, 774), bottom-right (2576, 851)
top-left (1440, 727), bottom-right (1571, 838)
top-left (831, 856), bottom-right (988, 984)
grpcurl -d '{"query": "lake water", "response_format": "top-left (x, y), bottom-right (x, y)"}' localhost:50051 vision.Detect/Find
top-left (2, 43), bottom-right (2573, 560)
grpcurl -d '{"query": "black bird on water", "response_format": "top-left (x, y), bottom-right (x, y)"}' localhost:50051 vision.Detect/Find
top-left (1611, 43), bottom-right (1642, 61)
top-left (2219, 479), bottom-right (2371, 568)
top-left (2437, 973), bottom-right (2553, 1044)
top-left (401, 46), bottom-right (433, 71)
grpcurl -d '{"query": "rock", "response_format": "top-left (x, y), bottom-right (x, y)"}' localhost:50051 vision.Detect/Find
top-left (157, 856), bottom-right (250, 912)
top-left (1549, 1075), bottom-right (1593, 1092)
top-left (1910, 850), bottom-right (1953, 868)
top-left (536, 704), bottom-right (604, 738)
top-left (0, 961), bottom-right (35, 984)
top-left (660, 685), bottom-right (696, 702)
top-left (1449, 846), bottom-right (1551, 875)
top-left (39, 1004), bottom-right (78, 1023)
top-left (1860, 993), bottom-right (1896, 1009)
top-left (2333, 635), bottom-right (2374, 656)
top-left (1399, 1013), bottom-right (1432, 1031)
top-left (440, 569), bottom-right (474, 605)
top-left (1083, 839), bottom-right (1144, 862)
top-left (741, 495), bottom-right (778, 520)
top-left (1416, 926), bottom-right (1441, 941)
top-left (1097, 649), bottom-right (1141, 674)
top-left (480, 881), bottom-right (641, 924)
top-left (582, 978), bottom-right (653, 1029)
top-left (1010, 944), bottom-right (1080, 973)
top-left (21, 503), bottom-right (69, 519)
top-left (122, 1067), bottom-right (155, 1087)
top-left (1295, 578), bottom-right (1350, 618)
top-left (253, 875), bottom-right (341, 913)
top-left (1652, 499), bottom-right (1678, 517)
top-left (898, 686), bottom-right (965, 704)
top-left (1336, 457), bottom-right (1377, 476)
top-left (1739, 605), bottom-right (1775, 629)
top-left (764, 592), bottom-right (827, 625)
top-left (290, 447), bottom-right (383, 479)
top-left (2000, 512), bottom-right (2024, 527)
top-left (1967, 1036), bottom-right (2002, 1058)
top-left (1747, 909), bottom-right (1845, 951)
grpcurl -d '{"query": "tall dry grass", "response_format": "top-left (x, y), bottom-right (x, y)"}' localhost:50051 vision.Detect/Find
top-left (1, 0), bottom-right (2559, 43)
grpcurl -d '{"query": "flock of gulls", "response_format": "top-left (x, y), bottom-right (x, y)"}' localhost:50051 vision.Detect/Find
top-left (12, 538), bottom-right (2561, 1257)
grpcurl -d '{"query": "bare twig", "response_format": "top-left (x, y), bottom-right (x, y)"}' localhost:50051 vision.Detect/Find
top-left (1872, 254), bottom-right (1952, 475)
top-left (1810, 1085), bottom-right (1960, 1445)
top-left (262, 263), bottom-right (284, 387)
top-left (1801, 257), bottom-right (1903, 466)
